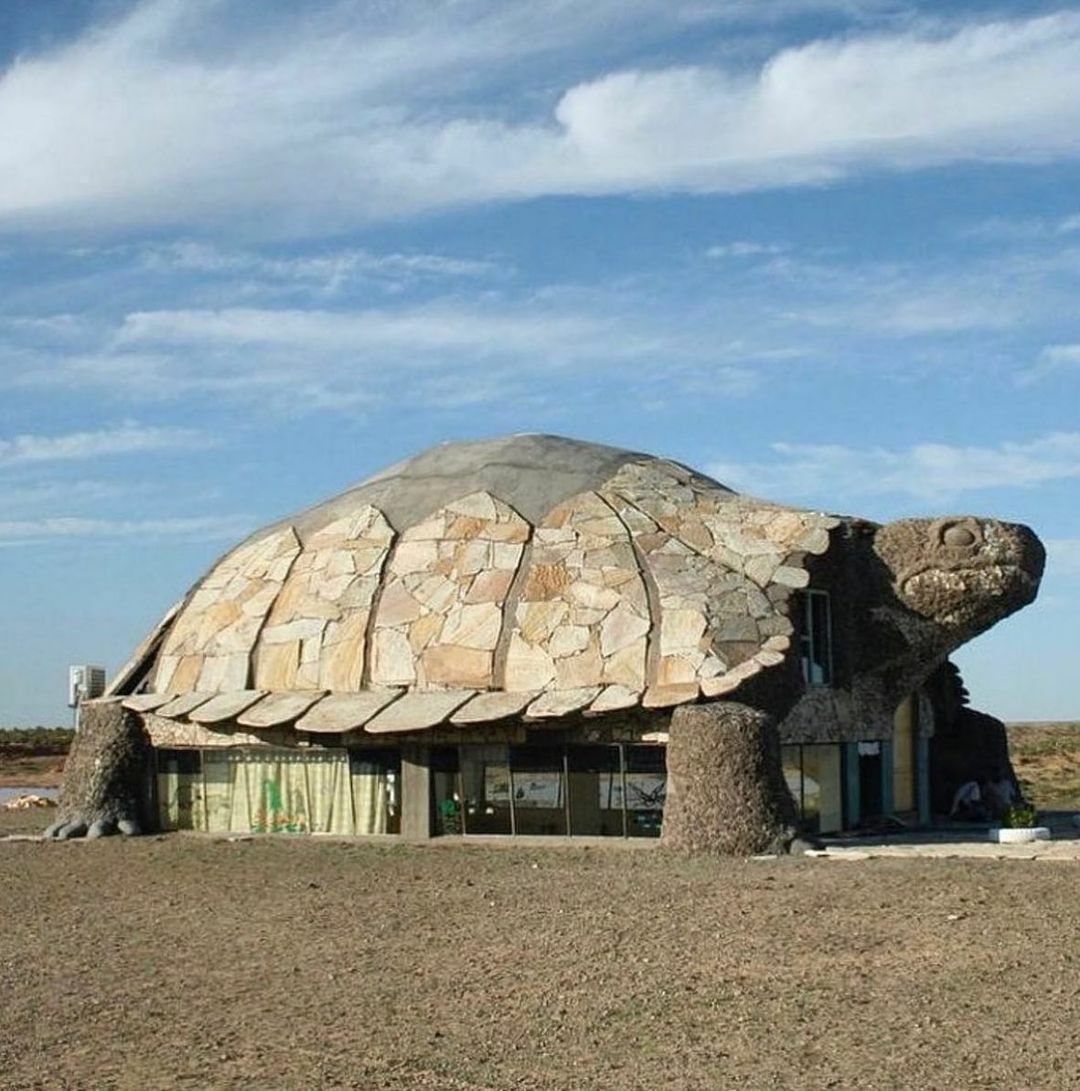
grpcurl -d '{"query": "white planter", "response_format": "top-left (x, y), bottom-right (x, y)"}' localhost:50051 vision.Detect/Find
top-left (988, 826), bottom-right (1051, 844)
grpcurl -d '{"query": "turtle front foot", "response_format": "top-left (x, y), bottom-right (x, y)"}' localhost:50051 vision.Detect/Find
top-left (43, 814), bottom-right (142, 840)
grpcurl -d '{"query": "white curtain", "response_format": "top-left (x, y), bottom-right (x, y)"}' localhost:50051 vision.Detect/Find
top-left (351, 762), bottom-right (388, 835)
top-left (200, 749), bottom-right (354, 835)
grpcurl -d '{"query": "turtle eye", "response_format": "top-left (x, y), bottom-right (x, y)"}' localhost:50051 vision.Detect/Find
top-left (942, 522), bottom-right (978, 548)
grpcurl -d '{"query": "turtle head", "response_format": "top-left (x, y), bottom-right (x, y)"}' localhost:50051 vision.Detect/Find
top-left (873, 516), bottom-right (1044, 648)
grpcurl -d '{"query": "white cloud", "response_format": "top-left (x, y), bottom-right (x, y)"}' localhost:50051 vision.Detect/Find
top-left (10, 300), bottom-right (682, 412)
top-left (3, 6), bottom-right (1080, 233)
top-left (0, 423), bottom-right (211, 466)
top-left (138, 241), bottom-right (500, 291)
top-left (962, 212), bottom-right (1080, 242)
top-left (0, 479), bottom-right (138, 513)
top-left (114, 305), bottom-right (623, 355)
top-left (706, 241), bottom-right (788, 258)
top-left (0, 515), bottom-right (250, 543)
top-left (1020, 343), bottom-right (1080, 385)
top-left (707, 433), bottom-right (1080, 505)
top-left (759, 244), bottom-right (1080, 337)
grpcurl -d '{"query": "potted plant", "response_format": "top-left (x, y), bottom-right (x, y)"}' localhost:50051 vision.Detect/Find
top-left (989, 803), bottom-right (1051, 843)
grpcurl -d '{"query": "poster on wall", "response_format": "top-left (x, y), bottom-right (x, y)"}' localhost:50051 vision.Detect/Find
top-left (606, 774), bottom-right (666, 811)
top-left (513, 773), bottom-right (563, 808)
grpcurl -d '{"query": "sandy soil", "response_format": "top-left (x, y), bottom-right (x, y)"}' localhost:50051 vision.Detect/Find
top-left (1007, 722), bottom-right (1080, 810)
top-left (0, 749), bottom-right (65, 789)
top-left (2, 819), bottom-right (1079, 1091)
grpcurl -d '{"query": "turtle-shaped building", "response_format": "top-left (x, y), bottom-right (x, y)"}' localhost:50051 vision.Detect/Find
top-left (50, 435), bottom-right (1044, 853)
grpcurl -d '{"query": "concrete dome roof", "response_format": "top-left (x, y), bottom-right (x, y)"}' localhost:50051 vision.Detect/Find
top-left (118, 435), bottom-right (838, 734)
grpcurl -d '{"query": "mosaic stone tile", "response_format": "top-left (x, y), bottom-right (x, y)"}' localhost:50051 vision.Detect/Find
top-left (252, 507), bottom-right (395, 693)
top-left (599, 460), bottom-right (839, 698)
top-left (153, 527), bottom-right (302, 694)
top-left (502, 491), bottom-right (649, 698)
top-left (370, 492), bottom-right (528, 690)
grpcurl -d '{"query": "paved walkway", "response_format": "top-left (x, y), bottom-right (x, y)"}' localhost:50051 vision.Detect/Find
top-left (816, 814), bottom-right (1080, 861)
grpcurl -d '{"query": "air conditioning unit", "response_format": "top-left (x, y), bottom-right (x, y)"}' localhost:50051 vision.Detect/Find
top-left (68, 665), bottom-right (107, 708)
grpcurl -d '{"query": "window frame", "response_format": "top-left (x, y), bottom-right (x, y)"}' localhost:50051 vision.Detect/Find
top-left (798, 588), bottom-right (834, 688)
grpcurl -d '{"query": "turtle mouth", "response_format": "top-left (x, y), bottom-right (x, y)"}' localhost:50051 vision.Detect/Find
top-left (899, 563), bottom-right (1038, 628)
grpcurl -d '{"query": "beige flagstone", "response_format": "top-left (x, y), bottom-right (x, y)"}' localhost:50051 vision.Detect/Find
top-left (295, 690), bottom-right (402, 732)
top-left (642, 682), bottom-right (700, 708)
top-left (188, 690), bottom-right (267, 725)
top-left (439, 602), bottom-right (502, 650)
top-left (364, 691), bottom-right (470, 734)
top-left (155, 692), bottom-right (215, 719)
top-left (371, 492), bottom-right (527, 689)
top-left (254, 641), bottom-right (300, 691)
top-left (419, 644), bottom-right (492, 688)
top-left (118, 439), bottom-right (853, 733)
top-left (167, 655), bottom-right (205, 695)
top-left (450, 690), bottom-right (539, 724)
top-left (503, 633), bottom-right (557, 691)
top-left (237, 691), bottom-right (325, 728)
top-left (525, 686), bottom-right (602, 719)
top-left (121, 693), bottom-right (175, 713)
top-left (600, 602), bottom-right (650, 657)
top-left (194, 652), bottom-right (251, 693)
top-left (588, 685), bottom-right (640, 713)
top-left (153, 526), bottom-right (301, 694)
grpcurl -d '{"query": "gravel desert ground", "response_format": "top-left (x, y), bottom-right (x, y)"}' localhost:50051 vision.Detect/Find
top-left (2, 826), bottom-right (1079, 1091)
top-left (3, 723), bottom-right (1079, 1089)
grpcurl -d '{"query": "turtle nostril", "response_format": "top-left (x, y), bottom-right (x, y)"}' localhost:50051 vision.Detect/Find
top-left (942, 524), bottom-right (977, 548)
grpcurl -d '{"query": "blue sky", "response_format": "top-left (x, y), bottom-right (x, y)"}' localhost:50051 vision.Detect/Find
top-left (2, 0), bottom-right (1079, 725)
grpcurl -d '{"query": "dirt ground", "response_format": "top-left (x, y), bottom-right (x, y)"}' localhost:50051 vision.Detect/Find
top-left (1006, 722), bottom-right (1080, 810)
top-left (2, 815), bottom-right (1079, 1091)
top-left (3, 728), bottom-right (1079, 1089)
top-left (0, 752), bottom-right (64, 788)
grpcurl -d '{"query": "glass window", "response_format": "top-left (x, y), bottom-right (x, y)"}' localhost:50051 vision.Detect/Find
top-left (459, 745), bottom-right (513, 834)
top-left (780, 744), bottom-right (843, 834)
top-left (450, 743), bottom-right (669, 839)
top-left (798, 590), bottom-right (833, 687)
top-left (431, 746), bottom-right (463, 835)
top-left (509, 745), bottom-right (567, 835)
top-left (566, 745), bottom-right (624, 837)
top-left (623, 746), bottom-right (666, 838)
top-left (349, 748), bottom-right (401, 835)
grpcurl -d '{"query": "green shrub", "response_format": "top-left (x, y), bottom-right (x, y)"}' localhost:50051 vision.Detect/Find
top-left (1001, 804), bottom-right (1039, 829)
top-left (0, 726), bottom-right (74, 752)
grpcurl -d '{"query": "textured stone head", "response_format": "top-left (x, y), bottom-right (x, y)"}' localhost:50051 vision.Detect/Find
top-left (874, 516), bottom-right (1044, 641)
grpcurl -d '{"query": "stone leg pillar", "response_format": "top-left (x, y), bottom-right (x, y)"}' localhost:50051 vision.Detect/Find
top-left (661, 701), bottom-right (796, 856)
top-left (400, 745), bottom-right (432, 840)
top-left (45, 698), bottom-right (150, 839)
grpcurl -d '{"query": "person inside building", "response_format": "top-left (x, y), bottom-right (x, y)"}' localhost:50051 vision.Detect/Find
top-left (949, 777), bottom-right (989, 821)
top-left (984, 766), bottom-right (1023, 818)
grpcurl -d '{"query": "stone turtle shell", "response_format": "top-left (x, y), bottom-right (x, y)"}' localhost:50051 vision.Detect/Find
top-left (115, 435), bottom-right (839, 734)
